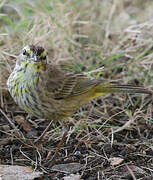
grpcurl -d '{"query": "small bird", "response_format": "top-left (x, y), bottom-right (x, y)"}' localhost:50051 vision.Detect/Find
top-left (7, 45), bottom-right (152, 164)
top-left (7, 45), bottom-right (151, 122)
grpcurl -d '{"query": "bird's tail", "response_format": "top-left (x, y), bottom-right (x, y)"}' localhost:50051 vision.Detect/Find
top-left (94, 82), bottom-right (152, 97)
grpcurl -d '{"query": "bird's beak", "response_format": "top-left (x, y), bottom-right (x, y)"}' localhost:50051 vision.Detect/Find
top-left (33, 55), bottom-right (38, 62)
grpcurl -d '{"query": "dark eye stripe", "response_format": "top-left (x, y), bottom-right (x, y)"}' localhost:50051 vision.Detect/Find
top-left (23, 49), bottom-right (27, 55)
top-left (23, 49), bottom-right (30, 57)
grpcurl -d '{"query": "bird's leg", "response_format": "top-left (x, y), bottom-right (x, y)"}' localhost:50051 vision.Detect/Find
top-left (34, 120), bottom-right (68, 167)
top-left (34, 120), bottom-right (54, 144)
top-left (46, 126), bottom-right (68, 167)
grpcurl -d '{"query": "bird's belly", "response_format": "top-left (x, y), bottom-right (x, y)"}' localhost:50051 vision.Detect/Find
top-left (19, 93), bottom-right (60, 119)
top-left (8, 81), bottom-right (57, 119)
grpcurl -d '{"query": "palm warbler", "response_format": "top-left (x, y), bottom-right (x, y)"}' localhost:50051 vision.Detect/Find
top-left (7, 45), bottom-right (151, 124)
top-left (7, 44), bottom-right (152, 166)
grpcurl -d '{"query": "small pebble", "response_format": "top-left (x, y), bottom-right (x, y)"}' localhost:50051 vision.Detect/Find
top-left (74, 151), bottom-right (81, 157)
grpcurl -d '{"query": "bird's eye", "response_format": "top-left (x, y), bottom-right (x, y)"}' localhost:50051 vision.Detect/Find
top-left (23, 49), bottom-right (27, 55)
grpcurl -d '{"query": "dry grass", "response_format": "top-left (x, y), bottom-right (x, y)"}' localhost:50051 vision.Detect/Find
top-left (0, 0), bottom-right (153, 179)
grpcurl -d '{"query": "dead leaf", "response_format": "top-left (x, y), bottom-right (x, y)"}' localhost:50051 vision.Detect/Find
top-left (63, 174), bottom-right (81, 180)
top-left (0, 165), bottom-right (43, 180)
top-left (109, 157), bottom-right (124, 166)
top-left (14, 115), bottom-right (32, 132)
top-left (51, 163), bottom-right (83, 173)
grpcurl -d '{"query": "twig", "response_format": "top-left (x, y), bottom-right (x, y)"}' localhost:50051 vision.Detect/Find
top-left (0, 108), bottom-right (21, 138)
top-left (84, 66), bottom-right (104, 75)
top-left (126, 165), bottom-right (137, 180)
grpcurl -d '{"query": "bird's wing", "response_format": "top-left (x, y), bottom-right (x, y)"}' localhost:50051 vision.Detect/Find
top-left (44, 65), bottom-right (99, 99)
top-left (43, 65), bottom-right (152, 99)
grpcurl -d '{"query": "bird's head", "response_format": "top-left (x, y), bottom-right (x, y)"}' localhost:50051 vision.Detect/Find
top-left (19, 45), bottom-right (47, 64)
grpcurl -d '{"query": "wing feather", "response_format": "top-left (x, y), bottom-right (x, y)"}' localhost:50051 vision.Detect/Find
top-left (44, 65), bottom-right (98, 99)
